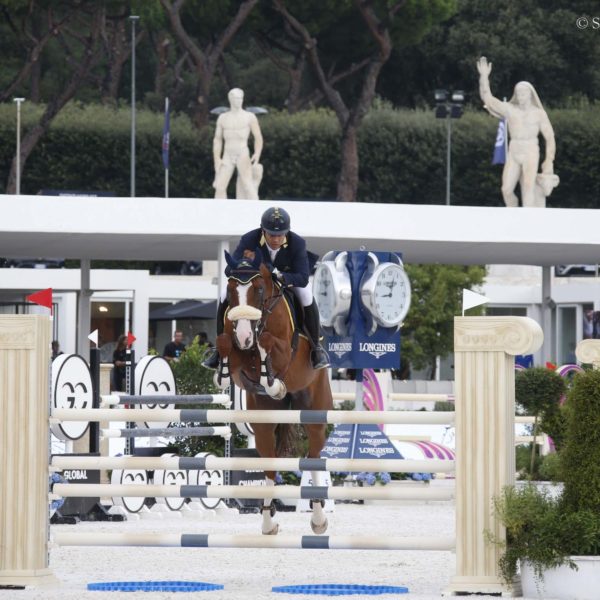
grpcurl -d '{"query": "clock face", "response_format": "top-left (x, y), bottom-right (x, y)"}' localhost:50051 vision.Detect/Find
top-left (373, 265), bottom-right (410, 326)
top-left (313, 264), bottom-right (336, 324)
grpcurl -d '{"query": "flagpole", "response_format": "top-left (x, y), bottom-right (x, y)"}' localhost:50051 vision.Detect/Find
top-left (163, 96), bottom-right (169, 199)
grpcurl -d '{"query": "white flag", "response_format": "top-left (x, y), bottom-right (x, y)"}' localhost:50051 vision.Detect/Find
top-left (88, 329), bottom-right (99, 347)
top-left (462, 289), bottom-right (490, 315)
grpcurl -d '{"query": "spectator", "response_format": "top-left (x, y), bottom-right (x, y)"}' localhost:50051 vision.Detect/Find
top-left (112, 334), bottom-right (127, 391)
top-left (163, 330), bottom-right (186, 363)
top-left (51, 340), bottom-right (63, 360)
top-left (196, 331), bottom-right (214, 348)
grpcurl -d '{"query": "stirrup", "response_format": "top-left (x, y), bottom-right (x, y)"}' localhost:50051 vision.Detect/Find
top-left (311, 347), bottom-right (330, 370)
top-left (202, 350), bottom-right (220, 370)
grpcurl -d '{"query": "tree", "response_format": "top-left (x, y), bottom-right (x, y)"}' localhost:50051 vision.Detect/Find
top-left (400, 263), bottom-right (486, 378)
top-left (5, 1), bottom-right (108, 194)
top-left (268, 0), bottom-right (456, 201)
top-left (159, 0), bottom-right (258, 128)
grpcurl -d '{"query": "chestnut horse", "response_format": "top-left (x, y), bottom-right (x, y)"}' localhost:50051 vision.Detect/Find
top-left (214, 252), bottom-right (333, 535)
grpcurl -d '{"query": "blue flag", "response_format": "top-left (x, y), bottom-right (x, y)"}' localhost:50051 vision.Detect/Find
top-left (162, 98), bottom-right (170, 170)
top-left (492, 119), bottom-right (506, 165)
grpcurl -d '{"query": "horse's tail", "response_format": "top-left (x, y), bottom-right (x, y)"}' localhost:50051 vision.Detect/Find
top-left (275, 393), bottom-right (297, 457)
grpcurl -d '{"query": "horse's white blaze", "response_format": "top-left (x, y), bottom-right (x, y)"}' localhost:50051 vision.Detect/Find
top-left (229, 284), bottom-right (258, 349)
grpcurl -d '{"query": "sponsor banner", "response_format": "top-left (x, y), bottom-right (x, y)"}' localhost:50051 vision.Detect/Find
top-left (321, 424), bottom-right (403, 460)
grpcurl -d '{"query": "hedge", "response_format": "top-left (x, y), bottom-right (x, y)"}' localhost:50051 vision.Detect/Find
top-left (0, 101), bottom-right (599, 208)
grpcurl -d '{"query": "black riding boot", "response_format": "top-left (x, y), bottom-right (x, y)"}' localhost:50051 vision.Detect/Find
top-left (304, 300), bottom-right (330, 370)
top-left (202, 300), bottom-right (227, 370)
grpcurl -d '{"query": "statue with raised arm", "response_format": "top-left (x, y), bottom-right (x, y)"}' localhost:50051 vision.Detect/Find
top-left (213, 88), bottom-right (264, 200)
top-left (477, 56), bottom-right (559, 207)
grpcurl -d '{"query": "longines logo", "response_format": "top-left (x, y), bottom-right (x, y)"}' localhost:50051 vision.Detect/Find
top-left (358, 342), bottom-right (397, 359)
top-left (328, 341), bottom-right (352, 359)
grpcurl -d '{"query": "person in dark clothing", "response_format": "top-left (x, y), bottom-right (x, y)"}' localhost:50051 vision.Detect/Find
top-left (51, 340), bottom-right (63, 360)
top-left (163, 330), bottom-right (186, 363)
top-left (112, 334), bottom-right (128, 392)
top-left (203, 206), bottom-right (330, 370)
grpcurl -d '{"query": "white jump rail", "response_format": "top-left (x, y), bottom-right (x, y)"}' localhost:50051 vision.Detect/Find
top-left (50, 455), bottom-right (456, 473)
top-left (100, 393), bottom-right (231, 408)
top-left (51, 408), bottom-right (455, 425)
top-left (52, 483), bottom-right (454, 502)
top-left (54, 532), bottom-right (456, 551)
top-left (100, 426), bottom-right (232, 439)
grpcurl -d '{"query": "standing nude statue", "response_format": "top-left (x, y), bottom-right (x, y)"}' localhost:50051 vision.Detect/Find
top-left (477, 56), bottom-right (558, 207)
top-left (213, 88), bottom-right (264, 200)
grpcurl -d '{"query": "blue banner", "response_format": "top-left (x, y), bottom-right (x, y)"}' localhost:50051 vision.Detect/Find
top-left (321, 424), bottom-right (404, 460)
top-left (492, 119), bottom-right (506, 165)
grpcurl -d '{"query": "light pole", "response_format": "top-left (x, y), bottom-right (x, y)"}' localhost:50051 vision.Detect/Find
top-left (434, 89), bottom-right (464, 206)
top-left (129, 15), bottom-right (139, 198)
top-left (13, 97), bottom-right (25, 195)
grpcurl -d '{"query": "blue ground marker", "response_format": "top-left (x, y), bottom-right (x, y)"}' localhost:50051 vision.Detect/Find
top-left (271, 584), bottom-right (409, 596)
top-left (87, 580), bottom-right (224, 592)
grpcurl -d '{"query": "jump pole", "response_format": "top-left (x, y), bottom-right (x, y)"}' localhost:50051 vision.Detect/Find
top-left (54, 532), bottom-right (456, 552)
top-left (52, 483), bottom-right (454, 502)
top-left (51, 408), bottom-right (455, 425)
top-left (50, 455), bottom-right (455, 473)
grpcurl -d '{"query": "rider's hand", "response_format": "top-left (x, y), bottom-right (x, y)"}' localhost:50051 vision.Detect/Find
top-left (272, 268), bottom-right (285, 284)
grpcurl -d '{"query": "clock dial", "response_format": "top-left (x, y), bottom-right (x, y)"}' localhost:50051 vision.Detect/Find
top-left (361, 261), bottom-right (411, 329)
top-left (313, 264), bottom-right (335, 325)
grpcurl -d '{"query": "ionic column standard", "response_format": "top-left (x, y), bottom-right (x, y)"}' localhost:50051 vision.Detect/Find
top-left (0, 315), bottom-right (56, 587)
top-left (447, 316), bottom-right (543, 596)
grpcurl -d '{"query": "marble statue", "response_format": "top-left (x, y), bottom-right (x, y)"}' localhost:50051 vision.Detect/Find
top-left (213, 88), bottom-right (264, 200)
top-left (477, 56), bottom-right (558, 208)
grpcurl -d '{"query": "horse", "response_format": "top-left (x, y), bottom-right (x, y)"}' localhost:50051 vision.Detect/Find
top-left (214, 251), bottom-right (333, 535)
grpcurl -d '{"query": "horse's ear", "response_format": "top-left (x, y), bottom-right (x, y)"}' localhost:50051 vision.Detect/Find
top-left (224, 251), bottom-right (237, 270)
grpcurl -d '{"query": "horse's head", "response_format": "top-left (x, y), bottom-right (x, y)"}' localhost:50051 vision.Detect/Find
top-left (224, 250), bottom-right (273, 350)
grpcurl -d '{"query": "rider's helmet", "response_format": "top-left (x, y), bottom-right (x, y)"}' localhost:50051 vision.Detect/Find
top-left (261, 207), bottom-right (290, 236)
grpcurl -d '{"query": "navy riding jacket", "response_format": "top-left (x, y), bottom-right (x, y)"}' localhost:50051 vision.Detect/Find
top-left (230, 228), bottom-right (310, 288)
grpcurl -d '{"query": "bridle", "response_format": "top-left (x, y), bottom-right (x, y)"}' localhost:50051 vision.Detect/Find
top-left (228, 271), bottom-right (284, 350)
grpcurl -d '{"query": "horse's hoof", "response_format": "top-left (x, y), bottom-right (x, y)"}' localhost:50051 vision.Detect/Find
top-left (310, 518), bottom-right (328, 535)
top-left (262, 523), bottom-right (280, 536)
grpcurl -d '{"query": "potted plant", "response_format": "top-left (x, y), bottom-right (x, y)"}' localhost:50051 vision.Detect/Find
top-left (492, 369), bottom-right (600, 600)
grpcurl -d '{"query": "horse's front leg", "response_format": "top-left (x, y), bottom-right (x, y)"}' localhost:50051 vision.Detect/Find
top-left (257, 332), bottom-right (290, 400)
top-left (253, 423), bottom-right (279, 536)
top-left (305, 423), bottom-right (329, 534)
top-left (213, 334), bottom-right (232, 390)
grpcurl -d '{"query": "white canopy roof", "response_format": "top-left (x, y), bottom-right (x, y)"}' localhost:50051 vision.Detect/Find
top-left (1, 195), bottom-right (598, 266)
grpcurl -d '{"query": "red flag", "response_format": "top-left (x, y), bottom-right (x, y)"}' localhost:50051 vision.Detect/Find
top-left (127, 332), bottom-right (136, 348)
top-left (26, 288), bottom-right (53, 313)
top-left (545, 361), bottom-right (557, 371)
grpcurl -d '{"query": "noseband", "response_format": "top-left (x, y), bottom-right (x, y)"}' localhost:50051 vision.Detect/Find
top-left (228, 274), bottom-right (283, 350)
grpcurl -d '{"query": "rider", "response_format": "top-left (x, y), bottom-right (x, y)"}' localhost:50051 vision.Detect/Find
top-left (202, 207), bottom-right (330, 370)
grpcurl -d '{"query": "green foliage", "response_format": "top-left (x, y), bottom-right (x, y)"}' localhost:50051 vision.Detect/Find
top-left (167, 336), bottom-right (247, 456)
top-left (433, 400), bottom-right (455, 412)
top-left (560, 370), bottom-right (600, 513)
top-left (401, 264), bottom-right (486, 376)
top-left (1, 102), bottom-right (600, 208)
top-left (515, 444), bottom-right (543, 480)
top-left (493, 370), bottom-right (600, 584)
top-left (516, 368), bottom-right (565, 418)
top-left (538, 453), bottom-right (562, 483)
top-left (491, 485), bottom-right (600, 584)
top-left (516, 367), bottom-right (565, 480)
